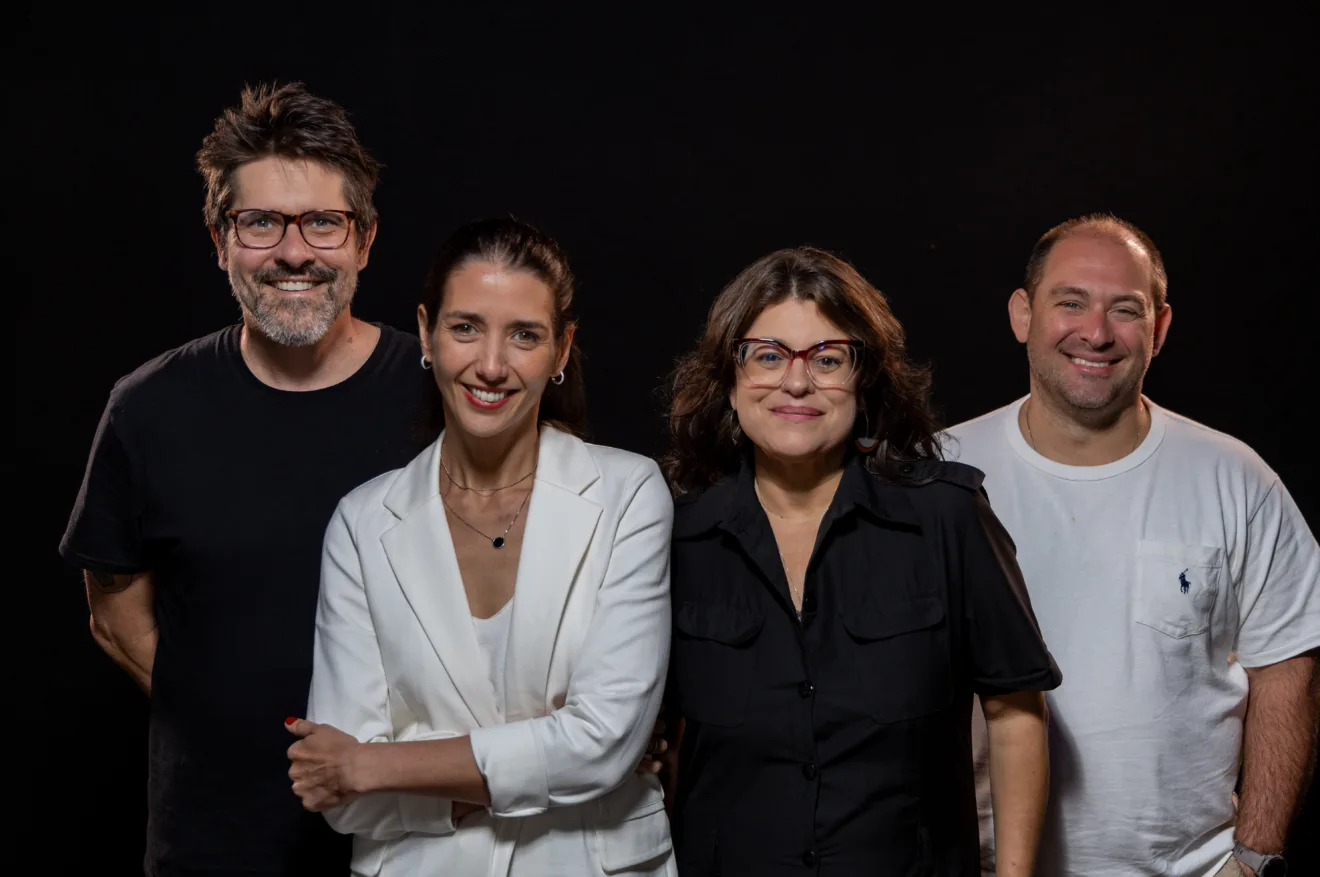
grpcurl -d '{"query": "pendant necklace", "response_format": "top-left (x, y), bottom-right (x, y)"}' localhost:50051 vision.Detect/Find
top-left (442, 487), bottom-right (532, 549)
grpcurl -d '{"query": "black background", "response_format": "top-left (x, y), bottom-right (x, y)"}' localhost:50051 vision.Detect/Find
top-left (15, 5), bottom-right (1316, 873)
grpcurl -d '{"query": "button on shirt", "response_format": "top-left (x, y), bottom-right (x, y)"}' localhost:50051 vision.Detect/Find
top-left (667, 454), bottom-right (1062, 877)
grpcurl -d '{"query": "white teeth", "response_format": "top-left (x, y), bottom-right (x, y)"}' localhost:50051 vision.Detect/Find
top-left (470, 388), bottom-right (509, 403)
top-left (1070, 356), bottom-right (1113, 368)
top-left (274, 281), bottom-right (316, 291)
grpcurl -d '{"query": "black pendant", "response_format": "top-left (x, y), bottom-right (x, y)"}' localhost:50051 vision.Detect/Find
top-left (492, 536), bottom-right (506, 549)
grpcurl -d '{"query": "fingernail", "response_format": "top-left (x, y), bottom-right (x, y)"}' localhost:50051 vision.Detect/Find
top-left (285, 716), bottom-right (297, 725)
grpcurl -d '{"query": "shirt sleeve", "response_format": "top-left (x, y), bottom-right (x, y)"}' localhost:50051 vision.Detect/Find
top-left (59, 397), bottom-right (147, 574)
top-left (961, 490), bottom-right (1063, 695)
top-left (1234, 479), bottom-right (1320, 668)
top-left (308, 500), bottom-right (456, 840)
top-left (468, 459), bottom-right (673, 817)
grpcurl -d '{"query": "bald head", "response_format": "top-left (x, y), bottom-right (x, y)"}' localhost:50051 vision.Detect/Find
top-left (1025, 214), bottom-right (1168, 311)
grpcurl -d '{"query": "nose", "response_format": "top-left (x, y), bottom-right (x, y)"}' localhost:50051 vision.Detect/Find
top-left (474, 336), bottom-right (509, 383)
top-left (1078, 305), bottom-right (1115, 347)
top-left (780, 356), bottom-right (814, 397)
top-left (271, 221), bottom-right (316, 272)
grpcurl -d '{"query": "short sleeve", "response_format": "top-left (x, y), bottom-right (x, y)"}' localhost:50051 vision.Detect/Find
top-left (961, 491), bottom-right (1062, 694)
top-left (1234, 479), bottom-right (1320, 668)
top-left (59, 399), bottom-right (147, 574)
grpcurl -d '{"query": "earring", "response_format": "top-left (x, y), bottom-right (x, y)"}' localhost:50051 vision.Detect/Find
top-left (855, 407), bottom-right (879, 454)
top-left (420, 354), bottom-right (432, 370)
top-left (551, 371), bottom-right (566, 385)
top-left (726, 409), bottom-right (743, 446)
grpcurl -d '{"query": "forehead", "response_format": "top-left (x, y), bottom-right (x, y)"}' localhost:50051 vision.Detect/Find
top-left (1039, 233), bottom-right (1154, 302)
top-left (231, 156), bottom-right (348, 211)
top-left (442, 261), bottom-right (554, 319)
top-left (744, 298), bottom-right (845, 345)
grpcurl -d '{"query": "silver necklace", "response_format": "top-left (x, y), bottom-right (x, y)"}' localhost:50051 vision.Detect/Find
top-left (441, 486), bottom-right (532, 549)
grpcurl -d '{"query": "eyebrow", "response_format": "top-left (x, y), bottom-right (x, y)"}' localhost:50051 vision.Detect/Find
top-left (1047, 286), bottom-right (1149, 306)
top-left (441, 311), bottom-right (551, 332)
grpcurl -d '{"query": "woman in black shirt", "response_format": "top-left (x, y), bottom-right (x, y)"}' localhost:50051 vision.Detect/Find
top-left (661, 247), bottom-right (1061, 876)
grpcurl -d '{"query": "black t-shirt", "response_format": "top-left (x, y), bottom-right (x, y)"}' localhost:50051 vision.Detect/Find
top-left (666, 454), bottom-right (1062, 877)
top-left (60, 323), bottom-right (434, 877)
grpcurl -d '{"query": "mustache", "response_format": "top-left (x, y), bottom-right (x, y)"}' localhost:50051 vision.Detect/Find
top-left (253, 265), bottom-right (338, 285)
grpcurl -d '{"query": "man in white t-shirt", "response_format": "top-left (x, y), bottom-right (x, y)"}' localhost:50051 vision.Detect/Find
top-left (945, 214), bottom-right (1318, 877)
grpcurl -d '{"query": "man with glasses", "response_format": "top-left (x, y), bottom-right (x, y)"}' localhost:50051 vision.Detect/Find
top-left (60, 83), bottom-right (432, 876)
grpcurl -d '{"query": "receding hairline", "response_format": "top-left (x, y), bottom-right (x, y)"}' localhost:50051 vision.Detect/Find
top-left (1026, 215), bottom-right (1168, 309)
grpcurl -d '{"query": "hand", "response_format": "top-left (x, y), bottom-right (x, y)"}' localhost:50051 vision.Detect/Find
top-left (635, 718), bottom-right (670, 775)
top-left (286, 717), bottom-right (365, 812)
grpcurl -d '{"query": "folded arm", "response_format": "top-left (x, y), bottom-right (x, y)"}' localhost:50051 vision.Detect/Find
top-left (301, 502), bottom-right (458, 840)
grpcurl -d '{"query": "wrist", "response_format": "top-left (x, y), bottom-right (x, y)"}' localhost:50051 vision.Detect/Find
top-left (348, 741), bottom-right (381, 795)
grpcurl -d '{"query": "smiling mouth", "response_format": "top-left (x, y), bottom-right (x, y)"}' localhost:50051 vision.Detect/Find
top-left (771, 407), bottom-right (824, 420)
top-left (1067, 355), bottom-right (1119, 369)
top-left (267, 280), bottom-right (323, 292)
top-left (463, 385), bottom-right (517, 407)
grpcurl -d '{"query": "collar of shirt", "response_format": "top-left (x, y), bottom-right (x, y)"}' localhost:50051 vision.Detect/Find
top-left (673, 451), bottom-right (923, 541)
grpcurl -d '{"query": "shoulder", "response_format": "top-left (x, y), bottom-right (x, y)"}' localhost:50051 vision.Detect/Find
top-left (584, 441), bottom-right (661, 481)
top-left (582, 441), bottom-right (669, 514)
top-left (334, 460), bottom-right (412, 532)
top-left (875, 460), bottom-right (992, 531)
top-left (940, 401), bottom-right (1018, 463)
top-left (893, 459), bottom-right (987, 495)
top-left (1156, 404), bottom-right (1277, 482)
top-left (107, 326), bottom-right (238, 416)
top-left (369, 323), bottom-right (422, 359)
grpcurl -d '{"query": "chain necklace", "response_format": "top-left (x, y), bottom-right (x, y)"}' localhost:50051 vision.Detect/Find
top-left (440, 456), bottom-right (535, 494)
top-left (442, 487), bottom-right (532, 549)
top-left (754, 479), bottom-right (826, 614)
top-left (1022, 396), bottom-right (1145, 457)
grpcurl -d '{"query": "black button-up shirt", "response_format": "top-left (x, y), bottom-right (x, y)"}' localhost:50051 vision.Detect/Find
top-left (667, 454), bottom-right (1061, 877)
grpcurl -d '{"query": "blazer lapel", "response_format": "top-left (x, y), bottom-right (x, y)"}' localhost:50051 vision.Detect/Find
top-left (379, 437), bottom-right (501, 728)
top-left (503, 428), bottom-right (603, 721)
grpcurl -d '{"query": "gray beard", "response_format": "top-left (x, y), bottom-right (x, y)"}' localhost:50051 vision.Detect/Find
top-left (229, 267), bottom-right (356, 347)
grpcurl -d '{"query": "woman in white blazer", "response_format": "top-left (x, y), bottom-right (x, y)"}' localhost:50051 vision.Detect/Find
top-left (285, 218), bottom-right (676, 877)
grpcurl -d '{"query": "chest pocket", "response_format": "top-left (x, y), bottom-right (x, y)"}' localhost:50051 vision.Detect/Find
top-left (1135, 540), bottom-right (1224, 639)
top-left (671, 601), bottom-right (764, 727)
top-left (840, 593), bottom-right (953, 723)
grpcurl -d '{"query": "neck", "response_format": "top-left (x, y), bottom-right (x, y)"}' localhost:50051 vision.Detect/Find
top-left (752, 444), bottom-right (846, 520)
top-left (1021, 383), bottom-right (1149, 466)
top-left (240, 312), bottom-right (376, 391)
top-left (441, 414), bottom-right (541, 491)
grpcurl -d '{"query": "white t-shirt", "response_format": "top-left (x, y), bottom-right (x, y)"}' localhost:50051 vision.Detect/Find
top-left (472, 598), bottom-right (514, 719)
top-left (945, 397), bottom-right (1320, 877)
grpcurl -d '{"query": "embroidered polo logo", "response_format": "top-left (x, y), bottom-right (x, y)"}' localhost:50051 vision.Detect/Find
top-left (1179, 569), bottom-right (1190, 594)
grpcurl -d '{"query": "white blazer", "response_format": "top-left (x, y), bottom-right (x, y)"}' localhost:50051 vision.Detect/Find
top-left (307, 426), bottom-right (677, 877)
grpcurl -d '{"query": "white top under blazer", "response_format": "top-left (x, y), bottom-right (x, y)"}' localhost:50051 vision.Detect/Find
top-left (307, 426), bottom-right (677, 877)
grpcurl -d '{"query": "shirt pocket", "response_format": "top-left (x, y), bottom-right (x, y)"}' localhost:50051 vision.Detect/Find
top-left (1135, 540), bottom-right (1224, 639)
top-left (840, 593), bottom-right (953, 723)
top-left (672, 601), bottom-right (764, 727)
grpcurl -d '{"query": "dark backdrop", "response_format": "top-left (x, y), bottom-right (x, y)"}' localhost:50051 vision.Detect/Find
top-left (15, 5), bottom-right (1316, 873)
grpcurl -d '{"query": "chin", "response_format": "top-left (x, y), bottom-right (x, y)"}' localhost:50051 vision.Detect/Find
top-left (752, 435), bottom-right (841, 464)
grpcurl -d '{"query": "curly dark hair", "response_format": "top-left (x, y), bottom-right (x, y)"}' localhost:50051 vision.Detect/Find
top-left (196, 81), bottom-right (381, 246)
top-left (662, 247), bottom-right (942, 493)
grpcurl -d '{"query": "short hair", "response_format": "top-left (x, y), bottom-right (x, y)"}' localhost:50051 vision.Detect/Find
top-left (196, 82), bottom-right (382, 245)
top-left (1024, 213), bottom-right (1168, 310)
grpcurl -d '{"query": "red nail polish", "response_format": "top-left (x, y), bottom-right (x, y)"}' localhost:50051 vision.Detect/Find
top-left (285, 716), bottom-right (297, 725)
